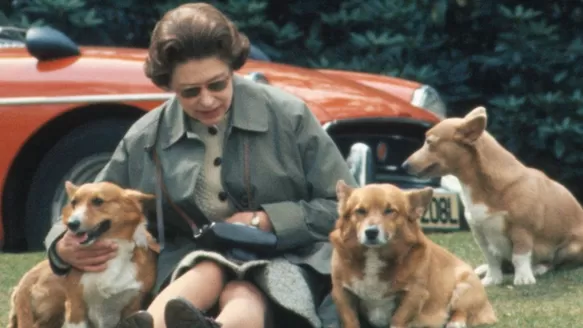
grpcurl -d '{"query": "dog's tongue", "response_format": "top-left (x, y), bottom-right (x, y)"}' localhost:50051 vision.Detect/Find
top-left (71, 232), bottom-right (88, 244)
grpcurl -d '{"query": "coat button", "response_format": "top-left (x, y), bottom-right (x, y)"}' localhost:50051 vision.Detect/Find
top-left (213, 157), bottom-right (222, 166)
top-left (218, 191), bottom-right (228, 201)
top-left (208, 126), bottom-right (218, 135)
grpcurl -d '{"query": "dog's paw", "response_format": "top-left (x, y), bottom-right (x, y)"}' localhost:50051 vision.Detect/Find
top-left (474, 263), bottom-right (488, 277)
top-left (481, 274), bottom-right (503, 286)
top-left (514, 272), bottom-right (536, 285)
top-left (533, 264), bottom-right (550, 276)
top-left (446, 321), bottom-right (467, 328)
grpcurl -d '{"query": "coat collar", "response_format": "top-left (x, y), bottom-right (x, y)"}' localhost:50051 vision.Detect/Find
top-left (157, 74), bottom-right (269, 150)
top-left (229, 75), bottom-right (269, 133)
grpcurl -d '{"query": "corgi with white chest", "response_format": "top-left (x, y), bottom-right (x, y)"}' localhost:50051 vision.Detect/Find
top-left (8, 181), bottom-right (158, 328)
top-left (330, 180), bottom-right (496, 328)
top-left (402, 106), bottom-right (583, 286)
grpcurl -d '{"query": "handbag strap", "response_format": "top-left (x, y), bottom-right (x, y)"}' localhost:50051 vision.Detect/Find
top-left (243, 137), bottom-right (255, 211)
top-left (151, 136), bottom-right (255, 248)
top-left (152, 149), bottom-right (207, 230)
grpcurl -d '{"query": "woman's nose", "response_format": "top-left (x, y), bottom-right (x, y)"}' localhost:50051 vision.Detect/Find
top-left (199, 89), bottom-right (215, 107)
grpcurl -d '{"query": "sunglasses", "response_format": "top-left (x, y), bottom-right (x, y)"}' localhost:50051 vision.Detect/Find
top-left (179, 76), bottom-right (230, 99)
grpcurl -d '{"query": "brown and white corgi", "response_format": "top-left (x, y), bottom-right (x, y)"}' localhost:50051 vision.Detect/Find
top-left (402, 106), bottom-right (583, 286)
top-left (330, 180), bottom-right (496, 328)
top-left (7, 181), bottom-right (158, 328)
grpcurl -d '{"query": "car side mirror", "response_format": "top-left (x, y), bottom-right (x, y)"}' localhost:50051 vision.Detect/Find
top-left (346, 142), bottom-right (374, 187)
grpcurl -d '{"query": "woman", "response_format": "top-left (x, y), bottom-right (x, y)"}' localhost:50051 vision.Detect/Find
top-left (43, 3), bottom-right (357, 328)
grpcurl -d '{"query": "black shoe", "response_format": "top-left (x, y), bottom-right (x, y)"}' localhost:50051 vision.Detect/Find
top-left (116, 311), bottom-right (154, 328)
top-left (164, 297), bottom-right (222, 328)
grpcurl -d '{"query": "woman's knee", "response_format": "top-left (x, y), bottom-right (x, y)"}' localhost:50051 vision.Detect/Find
top-left (218, 280), bottom-right (267, 309)
top-left (194, 260), bottom-right (226, 279)
top-left (184, 260), bottom-right (226, 287)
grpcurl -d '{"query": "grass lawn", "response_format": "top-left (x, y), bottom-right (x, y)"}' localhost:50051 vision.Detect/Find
top-left (1, 232), bottom-right (583, 327)
top-left (0, 251), bottom-right (45, 326)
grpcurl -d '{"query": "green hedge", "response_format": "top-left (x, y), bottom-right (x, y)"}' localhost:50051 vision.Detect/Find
top-left (2, 0), bottom-right (583, 200)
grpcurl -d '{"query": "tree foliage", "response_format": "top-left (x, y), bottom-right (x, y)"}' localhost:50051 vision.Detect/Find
top-left (2, 0), bottom-right (583, 198)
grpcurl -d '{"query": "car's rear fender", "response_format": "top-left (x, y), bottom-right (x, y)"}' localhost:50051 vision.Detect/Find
top-left (1, 102), bottom-right (149, 251)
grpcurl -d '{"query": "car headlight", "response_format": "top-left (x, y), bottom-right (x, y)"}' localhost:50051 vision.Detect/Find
top-left (411, 85), bottom-right (447, 119)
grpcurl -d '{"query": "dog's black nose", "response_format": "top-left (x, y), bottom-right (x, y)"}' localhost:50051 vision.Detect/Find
top-left (401, 160), bottom-right (410, 172)
top-left (364, 226), bottom-right (379, 240)
top-left (67, 220), bottom-right (81, 232)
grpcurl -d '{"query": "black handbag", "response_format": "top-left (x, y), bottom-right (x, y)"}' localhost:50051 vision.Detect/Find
top-left (194, 221), bottom-right (278, 257)
top-left (151, 141), bottom-right (278, 261)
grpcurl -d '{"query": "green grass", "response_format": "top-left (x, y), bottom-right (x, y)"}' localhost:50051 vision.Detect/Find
top-left (1, 233), bottom-right (583, 327)
top-left (0, 251), bottom-right (45, 326)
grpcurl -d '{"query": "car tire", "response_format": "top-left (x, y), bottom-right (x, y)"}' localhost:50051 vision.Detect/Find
top-left (23, 119), bottom-right (134, 251)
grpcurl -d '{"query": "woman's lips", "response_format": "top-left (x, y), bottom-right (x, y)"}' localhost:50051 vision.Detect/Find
top-left (198, 107), bottom-right (221, 120)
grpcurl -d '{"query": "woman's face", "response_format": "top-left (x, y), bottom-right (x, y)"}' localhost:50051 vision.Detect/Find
top-left (170, 57), bottom-right (234, 126)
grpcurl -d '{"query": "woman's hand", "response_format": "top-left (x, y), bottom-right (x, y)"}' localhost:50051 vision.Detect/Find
top-left (225, 211), bottom-right (273, 232)
top-left (55, 230), bottom-right (118, 272)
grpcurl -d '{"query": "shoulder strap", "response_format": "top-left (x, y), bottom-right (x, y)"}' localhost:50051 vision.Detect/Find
top-left (152, 149), bottom-right (208, 227)
top-left (151, 137), bottom-right (255, 250)
top-left (243, 137), bottom-right (255, 210)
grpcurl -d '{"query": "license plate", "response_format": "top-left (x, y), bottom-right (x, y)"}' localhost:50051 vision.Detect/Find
top-left (420, 191), bottom-right (461, 231)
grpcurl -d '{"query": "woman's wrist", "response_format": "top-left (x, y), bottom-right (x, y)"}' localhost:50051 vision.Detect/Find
top-left (253, 211), bottom-right (273, 232)
top-left (49, 238), bottom-right (72, 271)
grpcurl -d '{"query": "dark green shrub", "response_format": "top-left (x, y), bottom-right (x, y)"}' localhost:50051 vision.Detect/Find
top-left (2, 0), bottom-right (583, 199)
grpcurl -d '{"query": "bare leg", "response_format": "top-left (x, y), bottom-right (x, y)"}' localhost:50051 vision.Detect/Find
top-left (215, 281), bottom-right (269, 328)
top-left (147, 261), bottom-right (226, 328)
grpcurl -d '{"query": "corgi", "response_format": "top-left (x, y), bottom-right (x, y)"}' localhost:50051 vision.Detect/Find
top-left (329, 180), bottom-right (496, 328)
top-left (8, 181), bottom-right (158, 328)
top-left (402, 106), bottom-right (583, 286)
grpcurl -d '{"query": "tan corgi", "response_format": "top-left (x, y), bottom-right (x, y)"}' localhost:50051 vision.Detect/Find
top-left (330, 180), bottom-right (496, 328)
top-left (8, 181), bottom-right (158, 328)
top-left (402, 106), bottom-right (583, 286)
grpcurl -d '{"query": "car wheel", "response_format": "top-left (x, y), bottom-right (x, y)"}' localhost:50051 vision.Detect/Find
top-left (23, 119), bottom-right (134, 251)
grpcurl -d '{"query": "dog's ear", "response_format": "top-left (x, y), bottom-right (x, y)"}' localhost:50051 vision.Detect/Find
top-left (336, 180), bottom-right (356, 219)
top-left (406, 187), bottom-right (433, 221)
top-left (64, 181), bottom-right (78, 199)
top-left (464, 106), bottom-right (487, 119)
top-left (336, 180), bottom-right (354, 202)
top-left (455, 107), bottom-right (487, 143)
top-left (124, 189), bottom-right (156, 209)
top-left (336, 180), bottom-right (354, 215)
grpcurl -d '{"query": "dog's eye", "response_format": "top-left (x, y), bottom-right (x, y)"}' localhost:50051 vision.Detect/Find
top-left (91, 197), bottom-right (104, 206)
top-left (425, 138), bottom-right (437, 150)
top-left (384, 208), bottom-right (394, 215)
top-left (70, 199), bottom-right (77, 207)
top-left (355, 208), bottom-right (367, 215)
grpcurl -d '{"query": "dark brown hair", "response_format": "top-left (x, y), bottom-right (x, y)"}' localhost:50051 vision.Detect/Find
top-left (144, 3), bottom-right (250, 89)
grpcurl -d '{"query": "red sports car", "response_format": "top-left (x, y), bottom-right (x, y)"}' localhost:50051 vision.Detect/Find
top-left (0, 26), bottom-right (464, 252)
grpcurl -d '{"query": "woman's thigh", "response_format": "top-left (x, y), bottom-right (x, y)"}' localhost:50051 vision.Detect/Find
top-left (149, 260), bottom-right (227, 311)
top-left (218, 280), bottom-right (273, 327)
top-left (218, 280), bottom-right (267, 309)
